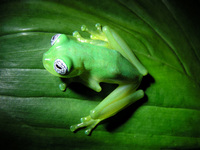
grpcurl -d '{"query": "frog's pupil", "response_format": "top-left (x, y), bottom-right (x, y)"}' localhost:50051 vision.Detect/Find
top-left (56, 64), bottom-right (62, 69)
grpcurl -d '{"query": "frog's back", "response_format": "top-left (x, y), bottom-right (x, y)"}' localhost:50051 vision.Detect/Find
top-left (69, 41), bottom-right (142, 84)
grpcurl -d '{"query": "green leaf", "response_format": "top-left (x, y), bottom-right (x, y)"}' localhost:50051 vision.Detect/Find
top-left (0, 0), bottom-right (200, 149)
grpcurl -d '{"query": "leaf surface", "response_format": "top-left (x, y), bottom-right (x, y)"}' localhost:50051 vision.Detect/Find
top-left (0, 0), bottom-right (200, 149)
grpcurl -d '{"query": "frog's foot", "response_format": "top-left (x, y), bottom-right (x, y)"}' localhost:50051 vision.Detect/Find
top-left (70, 115), bottom-right (101, 135)
top-left (59, 82), bottom-right (67, 91)
top-left (72, 23), bottom-right (108, 47)
top-left (81, 23), bottom-right (108, 41)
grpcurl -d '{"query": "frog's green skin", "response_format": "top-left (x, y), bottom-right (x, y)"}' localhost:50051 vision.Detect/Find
top-left (43, 23), bottom-right (148, 135)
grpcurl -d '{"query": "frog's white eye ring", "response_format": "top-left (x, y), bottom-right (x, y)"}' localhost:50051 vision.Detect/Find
top-left (51, 34), bottom-right (61, 46)
top-left (54, 59), bottom-right (68, 75)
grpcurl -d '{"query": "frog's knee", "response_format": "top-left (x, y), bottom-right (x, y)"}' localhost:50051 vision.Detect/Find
top-left (90, 109), bottom-right (99, 119)
top-left (102, 26), bottom-right (110, 34)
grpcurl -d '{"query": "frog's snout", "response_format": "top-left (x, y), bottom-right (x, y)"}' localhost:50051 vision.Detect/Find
top-left (42, 52), bottom-right (51, 70)
top-left (42, 53), bottom-right (47, 65)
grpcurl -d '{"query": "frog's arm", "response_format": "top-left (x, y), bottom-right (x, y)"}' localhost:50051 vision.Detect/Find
top-left (70, 84), bottom-right (144, 135)
top-left (58, 75), bottom-right (102, 92)
top-left (79, 74), bottom-right (102, 92)
top-left (102, 26), bottom-right (148, 76)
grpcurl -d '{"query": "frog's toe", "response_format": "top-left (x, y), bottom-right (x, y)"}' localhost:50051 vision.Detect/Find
top-left (84, 128), bottom-right (92, 135)
top-left (81, 25), bottom-right (88, 32)
top-left (80, 116), bottom-right (91, 122)
top-left (95, 23), bottom-right (102, 31)
top-left (70, 124), bottom-right (79, 132)
top-left (81, 23), bottom-right (102, 33)
top-left (84, 123), bottom-right (99, 135)
top-left (72, 31), bottom-right (81, 38)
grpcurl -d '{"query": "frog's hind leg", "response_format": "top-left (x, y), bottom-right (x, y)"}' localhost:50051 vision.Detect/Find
top-left (72, 24), bottom-right (109, 47)
top-left (81, 23), bottom-right (108, 42)
top-left (70, 116), bottom-right (101, 135)
top-left (89, 85), bottom-right (144, 120)
top-left (70, 84), bottom-right (144, 135)
top-left (102, 26), bottom-right (148, 76)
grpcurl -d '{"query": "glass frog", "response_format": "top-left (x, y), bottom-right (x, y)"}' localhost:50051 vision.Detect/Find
top-left (43, 23), bottom-right (148, 135)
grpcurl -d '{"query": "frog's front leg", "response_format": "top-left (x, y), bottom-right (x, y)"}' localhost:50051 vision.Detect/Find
top-left (70, 84), bottom-right (144, 135)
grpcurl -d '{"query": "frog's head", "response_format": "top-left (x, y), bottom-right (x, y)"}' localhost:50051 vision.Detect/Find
top-left (43, 34), bottom-right (73, 77)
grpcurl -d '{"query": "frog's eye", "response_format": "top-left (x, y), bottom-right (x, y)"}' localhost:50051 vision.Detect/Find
top-left (51, 34), bottom-right (61, 46)
top-left (54, 59), bottom-right (68, 75)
